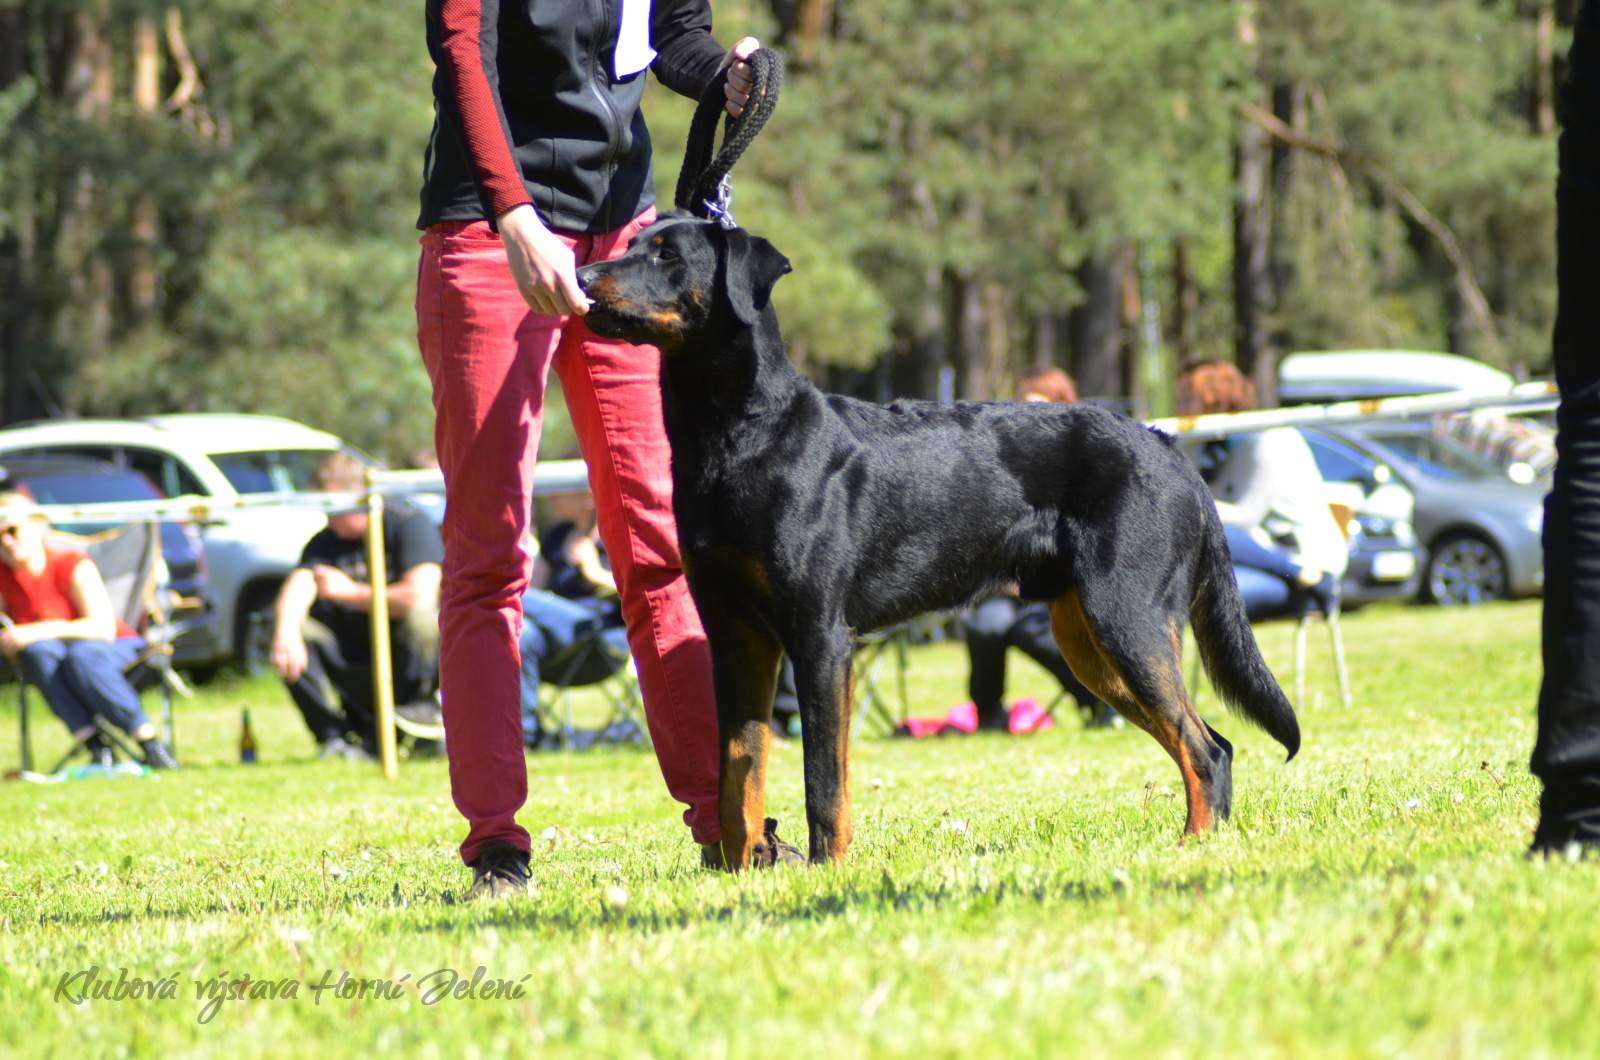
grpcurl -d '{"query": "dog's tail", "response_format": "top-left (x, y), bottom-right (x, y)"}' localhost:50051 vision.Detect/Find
top-left (1189, 505), bottom-right (1301, 760)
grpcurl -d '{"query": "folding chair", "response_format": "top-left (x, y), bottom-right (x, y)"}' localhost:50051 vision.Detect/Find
top-left (852, 625), bottom-right (913, 735)
top-left (13, 522), bottom-right (202, 773)
top-left (1187, 504), bottom-right (1354, 713)
top-left (851, 613), bottom-right (953, 734)
top-left (533, 623), bottom-right (647, 750)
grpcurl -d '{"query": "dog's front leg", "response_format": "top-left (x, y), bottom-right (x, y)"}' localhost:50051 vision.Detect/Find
top-left (699, 604), bottom-right (782, 871)
top-left (792, 626), bottom-right (855, 863)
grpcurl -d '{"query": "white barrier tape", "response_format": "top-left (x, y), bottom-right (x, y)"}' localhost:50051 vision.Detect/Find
top-left (18, 389), bottom-right (1558, 525)
top-left (1146, 387), bottom-right (1557, 442)
top-left (23, 459), bottom-right (593, 525)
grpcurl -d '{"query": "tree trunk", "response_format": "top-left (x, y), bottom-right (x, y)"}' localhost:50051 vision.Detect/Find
top-left (1070, 248), bottom-right (1126, 400)
top-left (128, 15), bottom-right (162, 319)
top-left (1234, 2), bottom-right (1277, 405)
top-left (0, 5), bottom-right (28, 422)
top-left (792, 0), bottom-right (833, 69)
top-left (943, 267), bottom-right (989, 400)
top-left (1535, 0), bottom-right (1558, 135)
top-left (891, 266), bottom-right (946, 400)
top-left (1172, 238), bottom-right (1198, 365)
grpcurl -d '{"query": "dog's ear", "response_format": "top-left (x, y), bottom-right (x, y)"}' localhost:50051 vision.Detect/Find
top-left (718, 228), bottom-right (793, 325)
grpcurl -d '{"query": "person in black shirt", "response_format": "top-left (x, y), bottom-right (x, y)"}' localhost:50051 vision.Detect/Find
top-left (270, 454), bottom-right (444, 759)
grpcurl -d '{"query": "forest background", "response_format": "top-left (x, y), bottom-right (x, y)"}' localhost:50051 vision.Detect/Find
top-left (0, 1), bottom-right (1573, 461)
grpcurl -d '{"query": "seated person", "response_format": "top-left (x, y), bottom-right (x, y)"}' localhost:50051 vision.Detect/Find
top-left (1175, 359), bottom-right (1347, 618)
top-left (959, 370), bottom-right (1112, 731)
top-left (538, 490), bottom-right (621, 624)
top-left (0, 492), bottom-right (178, 769)
top-left (269, 454), bottom-right (443, 760)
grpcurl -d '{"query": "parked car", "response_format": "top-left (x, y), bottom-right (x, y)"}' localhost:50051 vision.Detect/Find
top-left (1179, 433), bottom-right (1423, 609)
top-left (1326, 423), bottom-right (1545, 605)
top-left (1278, 349), bottom-right (1518, 404)
top-left (0, 453), bottom-right (215, 664)
top-left (0, 415), bottom-right (379, 667)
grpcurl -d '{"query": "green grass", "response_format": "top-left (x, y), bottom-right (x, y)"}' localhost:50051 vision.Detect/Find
top-left (1, 600), bottom-right (1593, 1058)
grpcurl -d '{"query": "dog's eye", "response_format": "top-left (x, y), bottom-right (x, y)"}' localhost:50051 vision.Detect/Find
top-left (655, 246), bottom-right (678, 263)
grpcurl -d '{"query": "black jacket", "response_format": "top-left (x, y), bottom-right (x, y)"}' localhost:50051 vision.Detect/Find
top-left (419, 0), bottom-right (725, 234)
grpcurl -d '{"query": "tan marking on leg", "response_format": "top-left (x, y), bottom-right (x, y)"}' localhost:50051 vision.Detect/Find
top-left (825, 666), bottom-right (853, 862)
top-left (1050, 592), bottom-right (1217, 837)
top-left (1047, 591), bottom-right (1134, 706)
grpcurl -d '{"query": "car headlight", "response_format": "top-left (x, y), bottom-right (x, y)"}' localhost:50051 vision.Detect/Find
top-left (1355, 515), bottom-right (1394, 538)
top-left (1394, 520), bottom-right (1415, 547)
top-left (1525, 507), bottom-right (1545, 534)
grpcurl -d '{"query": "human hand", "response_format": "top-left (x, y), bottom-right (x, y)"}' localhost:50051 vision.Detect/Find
top-left (721, 37), bottom-right (761, 118)
top-left (0, 626), bottom-right (24, 659)
top-left (270, 629), bottom-right (308, 682)
top-left (497, 204), bottom-right (590, 317)
top-left (311, 564), bottom-right (363, 606)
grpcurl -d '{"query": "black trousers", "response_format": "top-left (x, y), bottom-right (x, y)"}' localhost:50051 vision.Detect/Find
top-left (286, 623), bottom-right (435, 748)
top-left (1533, 0), bottom-right (1600, 849)
top-left (965, 596), bottom-right (1099, 726)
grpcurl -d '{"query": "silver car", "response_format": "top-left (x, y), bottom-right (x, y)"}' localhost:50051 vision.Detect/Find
top-left (1325, 424), bottom-right (1545, 605)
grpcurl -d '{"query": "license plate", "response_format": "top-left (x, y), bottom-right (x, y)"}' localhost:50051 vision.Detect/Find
top-left (1371, 551), bottom-right (1417, 581)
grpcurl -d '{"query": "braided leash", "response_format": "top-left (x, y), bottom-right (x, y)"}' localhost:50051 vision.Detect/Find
top-left (673, 47), bottom-right (784, 227)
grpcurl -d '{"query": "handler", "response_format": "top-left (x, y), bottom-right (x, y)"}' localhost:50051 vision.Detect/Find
top-left (1532, 0), bottom-right (1600, 857)
top-left (416, 1), bottom-right (795, 898)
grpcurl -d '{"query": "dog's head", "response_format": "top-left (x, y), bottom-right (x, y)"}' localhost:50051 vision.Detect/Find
top-left (577, 214), bottom-right (791, 353)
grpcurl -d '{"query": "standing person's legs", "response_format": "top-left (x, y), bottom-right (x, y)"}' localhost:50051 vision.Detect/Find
top-left (1533, 0), bottom-right (1600, 853)
top-left (418, 220), bottom-right (562, 865)
top-left (554, 208), bottom-right (722, 847)
top-left (1007, 602), bottom-right (1103, 712)
top-left (964, 596), bottom-right (1017, 729)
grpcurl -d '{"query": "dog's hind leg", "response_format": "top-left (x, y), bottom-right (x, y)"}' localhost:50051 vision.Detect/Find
top-left (699, 604), bottom-right (783, 871)
top-left (789, 624), bottom-right (855, 863)
top-left (1048, 590), bottom-right (1233, 837)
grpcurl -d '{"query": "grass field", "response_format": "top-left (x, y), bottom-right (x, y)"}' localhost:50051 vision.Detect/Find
top-left (0, 598), bottom-right (1593, 1058)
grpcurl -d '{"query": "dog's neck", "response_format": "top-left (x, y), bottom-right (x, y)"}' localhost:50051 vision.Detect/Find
top-left (662, 308), bottom-right (805, 429)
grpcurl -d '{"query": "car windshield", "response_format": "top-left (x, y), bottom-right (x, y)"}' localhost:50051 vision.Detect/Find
top-left (208, 448), bottom-right (373, 494)
top-left (1363, 431), bottom-right (1505, 482)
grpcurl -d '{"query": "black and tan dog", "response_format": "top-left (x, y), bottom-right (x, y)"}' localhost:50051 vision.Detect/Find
top-left (577, 215), bottom-right (1299, 869)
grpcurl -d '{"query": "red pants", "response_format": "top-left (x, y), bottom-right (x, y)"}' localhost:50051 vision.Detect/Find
top-left (416, 208), bottom-right (720, 864)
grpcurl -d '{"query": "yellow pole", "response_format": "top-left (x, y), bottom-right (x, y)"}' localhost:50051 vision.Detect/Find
top-left (366, 481), bottom-right (398, 780)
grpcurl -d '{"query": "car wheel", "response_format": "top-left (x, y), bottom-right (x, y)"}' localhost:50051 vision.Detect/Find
top-left (1424, 533), bottom-right (1508, 606)
top-left (235, 587), bottom-right (281, 673)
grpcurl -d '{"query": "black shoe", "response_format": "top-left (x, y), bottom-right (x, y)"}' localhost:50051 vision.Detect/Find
top-left (701, 818), bottom-right (807, 869)
top-left (318, 735), bottom-right (373, 762)
top-left (82, 733), bottom-right (114, 769)
top-left (1528, 837), bottom-right (1600, 862)
top-left (973, 711), bottom-right (1011, 733)
top-left (467, 840), bottom-right (532, 901)
top-left (1291, 572), bottom-right (1341, 617)
top-left (1083, 703), bottom-right (1123, 729)
top-left (140, 739), bottom-right (179, 770)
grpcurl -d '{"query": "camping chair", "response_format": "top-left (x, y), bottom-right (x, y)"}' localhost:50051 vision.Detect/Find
top-left (1187, 503), bottom-right (1354, 713)
top-left (531, 623), bottom-right (646, 749)
top-left (851, 613), bottom-right (953, 734)
top-left (13, 522), bottom-right (202, 774)
top-left (393, 598), bottom-right (647, 752)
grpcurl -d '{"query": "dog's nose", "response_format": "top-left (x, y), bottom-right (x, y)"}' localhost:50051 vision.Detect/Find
top-left (574, 264), bottom-right (597, 293)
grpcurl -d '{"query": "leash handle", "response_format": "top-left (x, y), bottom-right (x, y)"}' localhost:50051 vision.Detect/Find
top-left (673, 47), bottom-right (784, 223)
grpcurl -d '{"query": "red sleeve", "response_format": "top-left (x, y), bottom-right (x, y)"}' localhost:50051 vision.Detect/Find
top-left (435, 0), bottom-right (532, 219)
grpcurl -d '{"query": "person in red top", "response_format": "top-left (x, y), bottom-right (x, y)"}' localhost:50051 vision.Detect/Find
top-left (0, 492), bottom-right (178, 769)
top-left (417, 2), bottom-right (796, 899)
